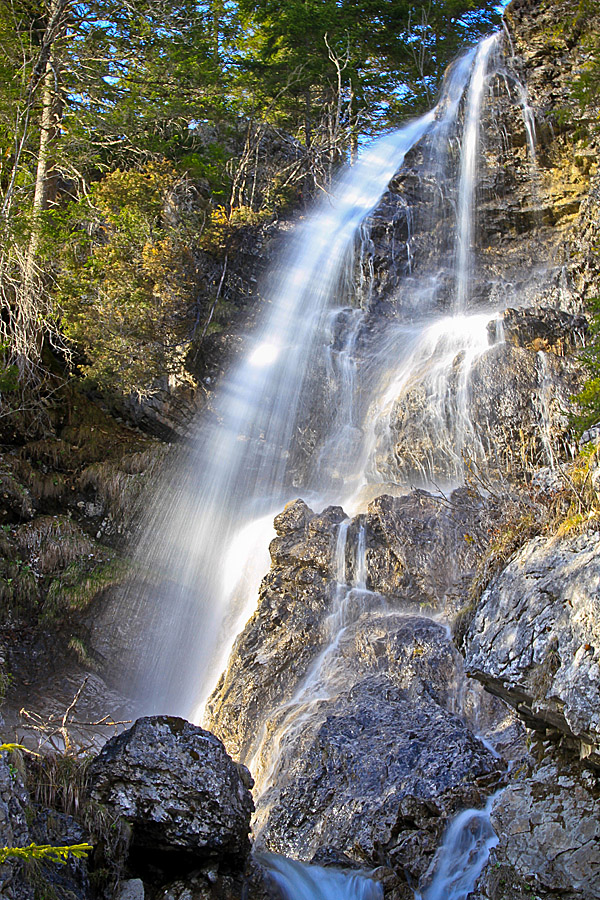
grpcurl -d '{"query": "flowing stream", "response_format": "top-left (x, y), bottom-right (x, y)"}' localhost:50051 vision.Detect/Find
top-left (121, 26), bottom-right (546, 900)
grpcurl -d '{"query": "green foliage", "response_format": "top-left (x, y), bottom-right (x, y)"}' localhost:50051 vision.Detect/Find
top-left (236, 0), bottom-right (501, 139)
top-left (45, 557), bottom-right (132, 621)
top-left (0, 842), bottom-right (92, 866)
top-left (0, 0), bottom-right (501, 387)
top-left (56, 161), bottom-right (203, 394)
top-left (567, 1), bottom-right (600, 124)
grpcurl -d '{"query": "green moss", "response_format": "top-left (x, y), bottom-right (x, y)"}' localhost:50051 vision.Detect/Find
top-left (44, 556), bottom-right (132, 621)
top-left (0, 547), bottom-right (40, 620)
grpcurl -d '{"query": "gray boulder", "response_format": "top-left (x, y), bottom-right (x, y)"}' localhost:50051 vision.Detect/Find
top-left (88, 716), bottom-right (254, 873)
top-left (465, 530), bottom-right (600, 763)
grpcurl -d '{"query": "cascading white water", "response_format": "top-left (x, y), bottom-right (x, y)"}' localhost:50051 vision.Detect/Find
top-left (352, 312), bottom-right (494, 499)
top-left (415, 794), bottom-right (499, 900)
top-left (455, 34), bottom-right (499, 310)
top-left (124, 113), bottom-right (434, 718)
top-left (247, 519), bottom-right (385, 822)
top-left (260, 853), bottom-right (383, 900)
top-left (119, 26), bottom-right (549, 900)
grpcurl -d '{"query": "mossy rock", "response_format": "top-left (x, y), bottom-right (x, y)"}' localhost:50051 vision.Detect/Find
top-left (78, 447), bottom-right (168, 536)
top-left (45, 556), bottom-right (133, 622)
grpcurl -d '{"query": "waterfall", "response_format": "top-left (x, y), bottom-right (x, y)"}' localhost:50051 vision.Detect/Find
top-left (455, 34), bottom-right (500, 310)
top-left (260, 853), bottom-right (383, 900)
top-left (111, 27), bottom-right (551, 895)
top-left (116, 22), bottom-right (545, 722)
top-left (123, 112), bottom-right (435, 718)
top-left (416, 794), bottom-right (500, 900)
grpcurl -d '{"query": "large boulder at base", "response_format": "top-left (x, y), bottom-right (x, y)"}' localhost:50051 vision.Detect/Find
top-left (475, 759), bottom-right (600, 900)
top-left (464, 530), bottom-right (600, 764)
top-left (88, 717), bottom-right (254, 876)
top-left (256, 676), bottom-right (505, 898)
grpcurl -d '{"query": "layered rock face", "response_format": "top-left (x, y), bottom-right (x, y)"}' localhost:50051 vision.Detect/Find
top-left (465, 530), bottom-right (600, 763)
top-left (476, 759), bottom-right (600, 900)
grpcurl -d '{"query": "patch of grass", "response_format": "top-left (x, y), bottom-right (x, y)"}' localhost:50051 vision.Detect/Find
top-left (45, 557), bottom-right (132, 622)
top-left (26, 753), bottom-right (129, 896)
top-left (453, 498), bottom-right (544, 648)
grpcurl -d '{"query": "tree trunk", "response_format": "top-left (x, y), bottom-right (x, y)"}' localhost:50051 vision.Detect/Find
top-left (17, 0), bottom-right (68, 374)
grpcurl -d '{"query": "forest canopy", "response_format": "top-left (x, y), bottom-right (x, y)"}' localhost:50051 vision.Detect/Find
top-left (0, 0), bottom-right (501, 394)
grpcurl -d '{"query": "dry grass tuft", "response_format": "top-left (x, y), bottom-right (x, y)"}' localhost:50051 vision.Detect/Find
top-left (78, 447), bottom-right (168, 534)
top-left (15, 517), bottom-right (96, 576)
top-left (19, 439), bottom-right (74, 471)
top-left (0, 454), bottom-right (35, 520)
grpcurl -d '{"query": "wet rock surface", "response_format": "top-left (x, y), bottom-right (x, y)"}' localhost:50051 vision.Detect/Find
top-left (465, 530), bottom-right (600, 764)
top-left (205, 500), bottom-right (346, 763)
top-left (374, 310), bottom-right (581, 487)
top-left (500, 307), bottom-right (588, 356)
top-left (88, 716), bottom-right (254, 876)
top-left (257, 676), bottom-right (504, 891)
top-left (206, 490), bottom-right (508, 769)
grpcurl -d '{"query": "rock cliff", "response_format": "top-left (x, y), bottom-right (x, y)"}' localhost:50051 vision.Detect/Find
top-left (2, 1), bottom-right (600, 899)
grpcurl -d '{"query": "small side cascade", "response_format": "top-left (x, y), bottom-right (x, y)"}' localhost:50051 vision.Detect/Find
top-left (334, 517), bottom-right (351, 587)
top-left (260, 853), bottom-right (383, 900)
top-left (354, 522), bottom-right (367, 592)
top-left (312, 307), bottom-right (366, 490)
top-left (248, 518), bottom-right (382, 821)
top-left (415, 794), bottom-right (500, 900)
top-left (358, 313), bottom-right (493, 494)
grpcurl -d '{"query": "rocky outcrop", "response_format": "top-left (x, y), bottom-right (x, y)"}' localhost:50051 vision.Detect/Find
top-left (476, 758), bottom-right (600, 900)
top-left (256, 674), bottom-right (505, 899)
top-left (500, 307), bottom-right (588, 356)
top-left (205, 490), bottom-right (509, 765)
top-left (465, 529), bottom-right (600, 764)
top-left (372, 306), bottom-right (582, 486)
top-left (88, 716), bottom-right (254, 877)
top-left (365, 489), bottom-right (501, 608)
top-left (205, 500), bottom-right (346, 762)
